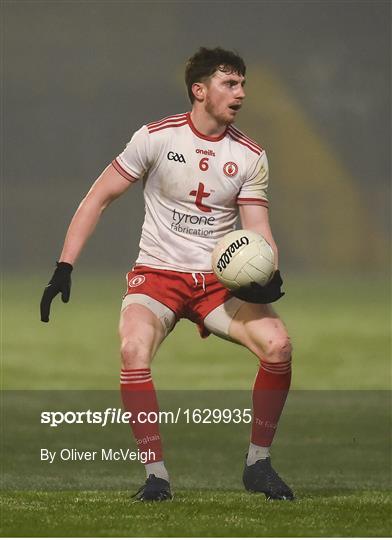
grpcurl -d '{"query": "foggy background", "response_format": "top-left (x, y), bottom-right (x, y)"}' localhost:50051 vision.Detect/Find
top-left (3, 0), bottom-right (390, 275)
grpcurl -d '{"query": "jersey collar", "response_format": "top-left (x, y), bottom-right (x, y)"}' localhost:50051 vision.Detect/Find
top-left (186, 112), bottom-right (228, 142)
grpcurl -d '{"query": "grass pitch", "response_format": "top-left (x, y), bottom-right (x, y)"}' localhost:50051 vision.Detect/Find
top-left (1, 274), bottom-right (391, 536)
top-left (2, 490), bottom-right (391, 537)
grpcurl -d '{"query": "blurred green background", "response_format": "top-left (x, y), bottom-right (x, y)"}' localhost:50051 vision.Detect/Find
top-left (2, 1), bottom-right (390, 391)
top-left (3, 275), bottom-right (389, 390)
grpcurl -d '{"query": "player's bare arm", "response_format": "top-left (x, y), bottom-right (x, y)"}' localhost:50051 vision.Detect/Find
top-left (239, 204), bottom-right (278, 268)
top-left (232, 204), bottom-right (284, 304)
top-left (40, 164), bottom-right (132, 322)
top-left (59, 164), bottom-right (133, 265)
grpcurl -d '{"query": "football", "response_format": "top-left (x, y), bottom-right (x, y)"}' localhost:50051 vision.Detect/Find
top-left (211, 229), bottom-right (275, 290)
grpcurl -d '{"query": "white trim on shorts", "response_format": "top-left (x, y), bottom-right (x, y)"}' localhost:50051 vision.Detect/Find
top-left (121, 294), bottom-right (176, 337)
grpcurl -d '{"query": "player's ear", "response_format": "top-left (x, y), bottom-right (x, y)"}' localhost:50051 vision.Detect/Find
top-left (192, 82), bottom-right (206, 102)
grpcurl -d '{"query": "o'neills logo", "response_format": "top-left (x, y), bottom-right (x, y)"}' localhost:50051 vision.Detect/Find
top-left (196, 149), bottom-right (216, 157)
top-left (217, 236), bottom-right (249, 272)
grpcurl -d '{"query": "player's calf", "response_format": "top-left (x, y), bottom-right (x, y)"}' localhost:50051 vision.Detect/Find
top-left (247, 337), bottom-right (292, 477)
top-left (119, 303), bottom-right (170, 490)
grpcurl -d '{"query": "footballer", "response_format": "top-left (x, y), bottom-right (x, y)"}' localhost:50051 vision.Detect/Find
top-left (40, 47), bottom-right (294, 502)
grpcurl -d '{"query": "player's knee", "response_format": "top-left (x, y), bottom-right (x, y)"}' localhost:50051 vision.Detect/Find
top-left (262, 335), bottom-right (292, 364)
top-left (120, 338), bottom-right (151, 369)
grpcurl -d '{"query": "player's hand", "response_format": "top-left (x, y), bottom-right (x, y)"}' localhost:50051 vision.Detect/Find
top-left (40, 262), bottom-right (73, 322)
top-left (233, 270), bottom-right (285, 304)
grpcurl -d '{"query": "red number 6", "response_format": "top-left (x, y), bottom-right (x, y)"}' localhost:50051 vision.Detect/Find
top-left (199, 157), bottom-right (209, 171)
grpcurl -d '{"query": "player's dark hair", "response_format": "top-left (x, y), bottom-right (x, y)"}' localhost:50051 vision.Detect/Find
top-left (185, 47), bottom-right (246, 103)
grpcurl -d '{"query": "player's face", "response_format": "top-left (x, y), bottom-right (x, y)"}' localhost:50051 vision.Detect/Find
top-left (204, 69), bottom-right (246, 124)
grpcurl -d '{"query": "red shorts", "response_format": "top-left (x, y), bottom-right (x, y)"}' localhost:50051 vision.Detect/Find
top-left (123, 265), bottom-right (232, 337)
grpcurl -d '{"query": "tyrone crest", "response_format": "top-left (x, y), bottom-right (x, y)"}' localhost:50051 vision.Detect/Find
top-left (223, 161), bottom-right (238, 177)
top-left (128, 275), bottom-right (146, 288)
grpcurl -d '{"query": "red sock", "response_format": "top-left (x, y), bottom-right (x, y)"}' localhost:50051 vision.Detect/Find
top-left (251, 359), bottom-right (292, 447)
top-left (120, 368), bottom-right (163, 463)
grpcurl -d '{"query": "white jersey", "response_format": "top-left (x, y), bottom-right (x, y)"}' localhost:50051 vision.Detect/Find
top-left (112, 112), bottom-right (269, 273)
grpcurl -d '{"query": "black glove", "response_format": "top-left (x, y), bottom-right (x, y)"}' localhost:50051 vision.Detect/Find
top-left (40, 262), bottom-right (73, 322)
top-left (233, 270), bottom-right (285, 304)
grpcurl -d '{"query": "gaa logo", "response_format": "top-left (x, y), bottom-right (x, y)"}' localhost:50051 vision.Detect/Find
top-left (128, 275), bottom-right (146, 288)
top-left (223, 161), bottom-right (238, 177)
top-left (167, 151), bottom-right (186, 163)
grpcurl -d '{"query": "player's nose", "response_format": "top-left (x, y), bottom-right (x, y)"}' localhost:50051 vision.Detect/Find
top-left (236, 85), bottom-right (245, 99)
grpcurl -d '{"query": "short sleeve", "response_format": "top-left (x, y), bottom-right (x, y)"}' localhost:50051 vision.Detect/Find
top-left (112, 125), bottom-right (151, 182)
top-left (236, 151), bottom-right (269, 207)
